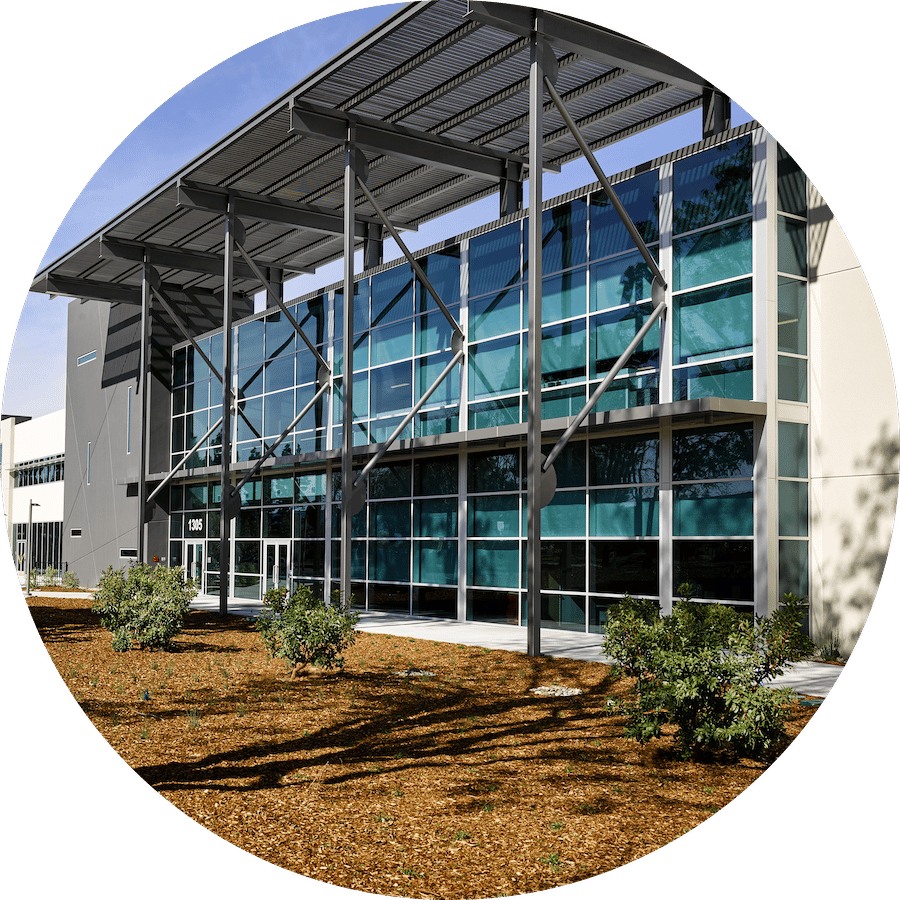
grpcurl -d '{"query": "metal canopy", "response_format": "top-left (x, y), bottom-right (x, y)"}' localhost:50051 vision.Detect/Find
top-left (30, 0), bottom-right (711, 302)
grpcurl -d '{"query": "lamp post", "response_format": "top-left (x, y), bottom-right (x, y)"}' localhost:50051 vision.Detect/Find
top-left (25, 500), bottom-right (39, 597)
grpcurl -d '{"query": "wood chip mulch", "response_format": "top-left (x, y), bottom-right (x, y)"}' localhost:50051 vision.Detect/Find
top-left (27, 594), bottom-right (816, 899)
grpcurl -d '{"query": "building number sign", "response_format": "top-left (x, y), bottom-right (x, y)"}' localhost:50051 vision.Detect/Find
top-left (187, 517), bottom-right (204, 535)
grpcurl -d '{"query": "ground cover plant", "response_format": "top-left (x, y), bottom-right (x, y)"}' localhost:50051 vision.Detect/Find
top-left (27, 593), bottom-right (817, 899)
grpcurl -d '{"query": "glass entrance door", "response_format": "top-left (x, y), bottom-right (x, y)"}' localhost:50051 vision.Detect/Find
top-left (185, 541), bottom-right (205, 593)
top-left (264, 541), bottom-right (291, 595)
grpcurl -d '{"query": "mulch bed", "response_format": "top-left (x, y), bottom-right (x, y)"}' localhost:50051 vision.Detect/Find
top-left (27, 594), bottom-right (816, 899)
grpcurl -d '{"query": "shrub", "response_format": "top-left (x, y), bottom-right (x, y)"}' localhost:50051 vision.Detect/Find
top-left (92, 563), bottom-right (197, 651)
top-left (603, 594), bottom-right (812, 760)
top-left (256, 584), bottom-right (358, 676)
top-left (62, 570), bottom-right (80, 589)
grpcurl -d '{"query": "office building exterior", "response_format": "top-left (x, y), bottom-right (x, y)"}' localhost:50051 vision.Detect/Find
top-left (30, 1), bottom-right (897, 656)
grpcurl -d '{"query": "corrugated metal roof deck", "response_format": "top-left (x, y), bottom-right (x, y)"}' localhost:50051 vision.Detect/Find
top-left (31, 0), bottom-right (709, 303)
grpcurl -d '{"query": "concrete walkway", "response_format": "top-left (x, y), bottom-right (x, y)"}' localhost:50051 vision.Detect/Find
top-left (189, 596), bottom-right (843, 698)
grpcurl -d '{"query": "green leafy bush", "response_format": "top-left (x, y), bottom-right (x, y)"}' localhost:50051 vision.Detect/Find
top-left (92, 563), bottom-right (197, 651)
top-left (603, 594), bottom-right (812, 760)
top-left (256, 585), bottom-right (358, 676)
top-left (62, 570), bottom-right (80, 589)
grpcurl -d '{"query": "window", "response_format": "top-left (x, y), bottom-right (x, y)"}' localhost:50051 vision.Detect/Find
top-left (77, 350), bottom-right (97, 366)
top-left (86, 442), bottom-right (91, 485)
top-left (71, 528), bottom-right (82, 538)
top-left (119, 548), bottom-right (138, 559)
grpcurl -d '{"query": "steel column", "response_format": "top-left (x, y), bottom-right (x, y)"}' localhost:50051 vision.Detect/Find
top-left (526, 28), bottom-right (545, 658)
top-left (219, 208), bottom-right (236, 615)
top-left (340, 138), bottom-right (358, 606)
top-left (138, 258), bottom-right (152, 563)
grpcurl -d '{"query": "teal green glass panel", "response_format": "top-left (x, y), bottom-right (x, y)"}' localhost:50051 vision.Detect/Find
top-left (469, 335), bottom-right (521, 399)
top-left (541, 439), bottom-right (586, 487)
top-left (673, 220), bottom-right (752, 291)
top-left (371, 320), bottom-right (414, 366)
top-left (331, 374), bottom-right (369, 423)
top-left (235, 441), bottom-right (260, 463)
top-left (673, 481), bottom-right (753, 536)
top-left (469, 288), bottom-right (520, 341)
top-left (369, 540), bottom-right (410, 582)
top-left (371, 501), bottom-right (411, 538)
top-left (779, 480), bottom-right (808, 536)
top-left (541, 386), bottom-right (586, 421)
top-left (264, 474), bottom-right (294, 504)
top-left (416, 406), bottom-right (459, 437)
top-left (590, 487), bottom-right (659, 536)
top-left (369, 462), bottom-right (411, 499)
top-left (413, 540), bottom-right (458, 585)
top-left (468, 397), bottom-right (518, 430)
top-left (778, 355), bottom-right (808, 402)
top-left (333, 334), bottom-right (370, 377)
top-left (238, 477), bottom-right (262, 506)
top-left (370, 361), bottom-right (412, 417)
top-left (468, 540), bottom-right (520, 588)
top-left (415, 456), bottom-right (457, 496)
top-left (590, 169), bottom-right (659, 258)
top-left (263, 390), bottom-right (294, 437)
top-left (207, 510), bottom-right (221, 540)
top-left (541, 593), bottom-right (586, 632)
top-left (591, 304), bottom-right (659, 375)
top-left (590, 434), bottom-right (658, 485)
top-left (542, 318), bottom-right (586, 387)
top-left (590, 251), bottom-right (653, 311)
top-left (415, 498), bottom-right (458, 538)
top-left (295, 472), bottom-right (326, 503)
top-left (673, 137), bottom-right (752, 233)
top-left (778, 539), bottom-right (809, 598)
top-left (527, 198), bottom-right (587, 274)
top-left (369, 415), bottom-right (412, 444)
top-left (673, 425), bottom-right (753, 480)
top-left (469, 222), bottom-right (522, 296)
top-left (674, 357), bottom-right (752, 401)
top-left (417, 303), bottom-right (460, 355)
top-left (468, 495), bottom-right (519, 537)
top-left (237, 318), bottom-right (265, 371)
top-left (777, 146), bottom-right (806, 216)
top-left (169, 513), bottom-right (183, 538)
top-left (589, 373), bottom-right (658, 413)
top-left (541, 490), bottom-right (586, 537)
top-left (329, 504), bottom-right (366, 539)
top-left (540, 269), bottom-right (587, 323)
top-left (263, 507), bottom-right (292, 539)
top-left (293, 385), bottom-right (325, 433)
top-left (417, 246), bottom-right (461, 310)
top-left (468, 450), bottom-right (519, 493)
top-left (372, 264), bottom-right (414, 327)
top-left (778, 421), bottom-right (808, 479)
top-left (235, 539), bottom-right (261, 573)
top-left (673, 278), bottom-right (752, 364)
top-left (778, 277), bottom-right (807, 355)
top-left (417, 352), bottom-right (460, 405)
top-left (329, 539), bottom-right (366, 579)
top-left (778, 215), bottom-right (807, 276)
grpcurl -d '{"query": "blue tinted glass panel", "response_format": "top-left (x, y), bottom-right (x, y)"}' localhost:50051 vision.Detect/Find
top-left (413, 541), bottom-right (457, 585)
top-left (590, 487), bottom-right (659, 536)
top-left (467, 589), bottom-right (520, 624)
top-left (263, 390), bottom-right (294, 437)
top-left (590, 252), bottom-right (653, 311)
top-left (673, 220), bottom-right (752, 291)
top-left (778, 356), bottom-right (808, 402)
top-left (237, 319), bottom-right (265, 370)
top-left (469, 288), bottom-right (520, 341)
top-left (589, 373), bottom-right (658, 413)
top-left (591, 305), bottom-right (659, 375)
top-left (590, 170), bottom-right (659, 258)
top-left (417, 352), bottom-right (460, 405)
top-left (371, 265), bottom-right (415, 327)
top-left (238, 366), bottom-right (264, 398)
top-left (590, 435), bottom-right (659, 485)
top-left (674, 357), bottom-right (752, 401)
top-left (417, 304), bottom-right (460, 355)
top-left (370, 362), bottom-right (413, 417)
top-left (469, 335), bottom-right (521, 399)
top-left (416, 407), bottom-right (459, 437)
top-left (541, 269), bottom-right (587, 323)
top-left (525, 199), bottom-right (587, 274)
top-left (778, 215), bottom-right (807, 276)
top-left (264, 355), bottom-right (295, 393)
top-left (779, 480), bottom-right (808, 537)
top-left (293, 385), bottom-right (326, 433)
top-left (468, 540), bottom-right (520, 589)
top-left (674, 278), bottom-right (752, 364)
top-left (778, 277), bottom-right (807, 355)
top-left (333, 280), bottom-right (370, 341)
top-left (542, 319), bottom-right (586, 387)
top-left (673, 425), bottom-right (753, 480)
top-left (469, 222), bottom-right (522, 297)
top-left (674, 481), bottom-right (753, 536)
top-left (293, 296), bottom-right (328, 349)
top-left (371, 320), bottom-right (414, 366)
top-left (417, 246), bottom-right (461, 309)
top-left (264, 311), bottom-right (296, 361)
top-left (778, 421), bottom-right (808, 479)
top-left (673, 137), bottom-right (752, 233)
top-left (236, 397), bottom-right (263, 442)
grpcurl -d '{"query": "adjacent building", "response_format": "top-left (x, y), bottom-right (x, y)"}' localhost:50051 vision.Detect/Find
top-left (29, 1), bottom-right (897, 656)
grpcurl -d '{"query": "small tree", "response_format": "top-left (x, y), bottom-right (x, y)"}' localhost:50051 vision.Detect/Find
top-left (256, 585), bottom-right (358, 677)
top-left (92, 563), bottom-right (197, 651)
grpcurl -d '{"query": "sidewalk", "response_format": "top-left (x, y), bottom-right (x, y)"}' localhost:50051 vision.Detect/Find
top-left (190, 596), bottom-right (843, 698)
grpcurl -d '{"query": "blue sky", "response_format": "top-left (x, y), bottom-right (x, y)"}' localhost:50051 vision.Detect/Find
top-left (2, 0), bottom-right (752, 418)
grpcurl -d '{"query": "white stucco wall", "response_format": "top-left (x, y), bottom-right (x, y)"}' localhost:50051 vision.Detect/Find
top-left (808, 192), bottom-right (899, 655)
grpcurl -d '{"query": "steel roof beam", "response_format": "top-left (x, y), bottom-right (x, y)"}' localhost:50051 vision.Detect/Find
top-left (32, 274), bottom-right (142, 305)
top-left (100, 235), bottom-right (313, 280)
top-left (466, 2), bottom-right (710, 94)
top-left (290, 99), bottom-right (549, 180)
